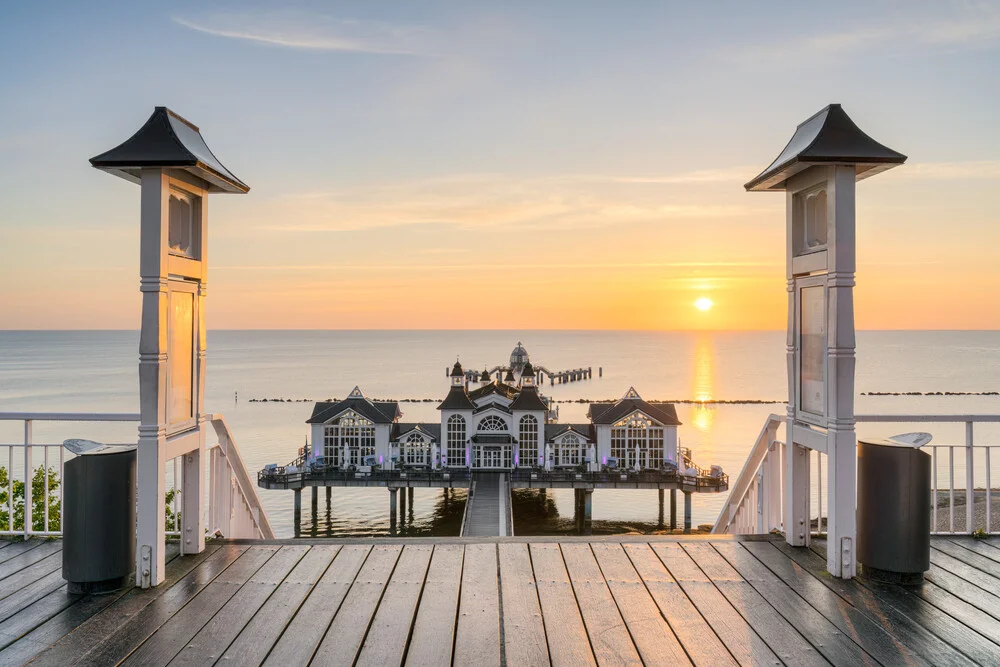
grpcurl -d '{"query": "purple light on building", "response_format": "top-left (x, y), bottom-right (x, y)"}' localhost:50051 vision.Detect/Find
top-left (603, 456), bottom-right (608, 465)
top-left (379, 455), bottom-right (383, 464)
top-left (538, 456), bottom-right (543, 464)
top-left (466, 452), bottom-right (470, 466)
top-left (514, 454), bottom-right (519, 466)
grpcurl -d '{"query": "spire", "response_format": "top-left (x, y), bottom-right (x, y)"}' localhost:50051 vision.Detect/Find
top-left (347, 386), bottom-right (366, 399)
top-left (622, 386), bottom-right (642, 400)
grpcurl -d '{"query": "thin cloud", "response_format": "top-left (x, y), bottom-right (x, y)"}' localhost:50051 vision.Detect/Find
top-left (214, 261), bottom-right (779, 271)
top-left (885, 161), bottom-right (1000, 180)
top-left (172, 12), bottom-right (438, 56)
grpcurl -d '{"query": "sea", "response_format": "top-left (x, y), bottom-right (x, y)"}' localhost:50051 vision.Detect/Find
top-left (1, 330), bottom-right (998, 538)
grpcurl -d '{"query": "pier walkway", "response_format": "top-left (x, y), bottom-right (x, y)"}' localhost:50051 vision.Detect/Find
top-left (461, 472), bottom-right (512, 537)
top-left (2, 534), bottom-right (1000, 665)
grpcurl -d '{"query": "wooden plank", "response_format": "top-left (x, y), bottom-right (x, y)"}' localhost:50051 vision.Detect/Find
top-left (256, 544), bottom-right (373, 666)
top-left (622, 543), bottom-right (735, 667)
top-left (220, 544), bottom-right (342, 667)
top-left (0, 539), bottom-right (48, 565)
top-left (452, 543), bottom-right (501, 667)
top-left (529, 543), bottom-right (595, 666)
top-left (741, 540), bottom-right (941, 667)
top-left (924, 562), bottom-right (1000, 621)
top-left (310, 544), bottom-right (403, 666)
top-left (404, 544), bottom-right (463, 667)
top-left (67, 545), bottom-right (248, 667)
top-left (0, 540), bottom-right (61, 583)
top-left (787, 539), bottom-right (989, 665)
top-left (649, 542), bottom-right (779, 666)
top-left (711, 542), bottom-right (881, 666)
top-left (497, 543), bottom-right (549, 667)
top-left (590, 543), bottom-right (691, 666)
top-left (0, 551), bottom-right (62, 604)
top-left (934, 539), bottom-right (1000, 582)
top-left (355, 545), bottom-right (433, 667)
top-left (561, 543), bottom-right (642, 666)
top-left (0, 543), bottom-right (184, 667)
top-left (121, 545), bottom-right (281, 666)
top-left (946, 537), bottom-right (1000, 564)
top-left (0, 569), bottom-right (66, 625)
top-left (167, 545), bottom-right (309, 667)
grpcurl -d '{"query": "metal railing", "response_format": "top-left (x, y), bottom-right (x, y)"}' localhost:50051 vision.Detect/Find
top-left (714, 413), bottom-right (1000, 537)
top-left (0, 412), bottom-right (272, 540)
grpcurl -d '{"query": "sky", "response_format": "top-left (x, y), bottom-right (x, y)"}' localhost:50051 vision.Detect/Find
top-left (1, 0), bottom-right (998, 330)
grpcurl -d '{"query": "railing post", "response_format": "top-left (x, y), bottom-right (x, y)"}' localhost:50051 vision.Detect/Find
top-left (966, 422), bottom-right (974, 532)
top-left (23, 420), bottom-right (32, 538)
top-left (181, 444), bottom-right (205, 555)
top-left (786, 442), bottom-right (810, 546)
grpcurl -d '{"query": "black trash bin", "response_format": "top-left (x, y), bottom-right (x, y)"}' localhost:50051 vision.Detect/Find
top-left (62, 441), bottom-right (136, 594)
top-left (857, 437), bottom-right (931, 583)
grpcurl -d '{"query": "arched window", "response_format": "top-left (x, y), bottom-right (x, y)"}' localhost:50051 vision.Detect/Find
top-left (610, 413), bottom-right (663, 469)
top-left (478, 415), bottom-right (507, 432)
top-left (447, 415), bottom-right (466, 468)
top-left (404, 432), bottom-right (428, 466)
top-left (519, 415), bottom-right (539, 467)
top-left (323, 410), bottom-right (376, 467)
top-left (558, 434), bottom-right (581, 466)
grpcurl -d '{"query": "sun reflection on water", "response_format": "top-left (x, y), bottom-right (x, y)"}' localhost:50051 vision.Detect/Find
top-left (691, 334), bottom-right (716, 432)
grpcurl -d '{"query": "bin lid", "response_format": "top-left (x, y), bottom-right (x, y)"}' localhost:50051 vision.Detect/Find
top-left (859, 432), bottom-right (932, 449)
top-left (64, 439), bottom-right (137, 455)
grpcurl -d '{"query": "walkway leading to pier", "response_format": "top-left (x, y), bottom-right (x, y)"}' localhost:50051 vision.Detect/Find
top-left (3, 534), bottom-right (1000, 666)
top-left (461, 472), bottom-right (511, 537)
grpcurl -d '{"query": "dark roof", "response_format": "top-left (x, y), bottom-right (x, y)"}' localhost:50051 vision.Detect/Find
top-left (522, 361), bottom-right (535, 376)
top-left (509, 387), bottom-right (548, 412)
top-left (90, 107), bottom-right (249, 193)
top-left (745, 104), bottom-right (906, 192)
top-left (307, 397), bottom-right (399, 424)
top-left (450, 361), bottom-right (465, 377)
top-left (437, 385), bottom-right (475, 411)
top-left (479, 368), bottom-right (491, 381)
top-left (588, 399), bottom-right (681, 426)
top-left (504, 369), bottom-right (516, 382)
top-left (468, 381), bottom-right (518, 402)
top-left (545, 423), bottom-right (593, 441)
top-left (392, 423), bottom-right (441, 441)
top-left (474, 403), bottom-right (511, 415)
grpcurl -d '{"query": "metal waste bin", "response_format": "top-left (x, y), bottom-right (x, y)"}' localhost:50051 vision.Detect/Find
top-left (857, 437), bottom-right (931, 583)
top-left (62, 441), bottom-right (136, 593)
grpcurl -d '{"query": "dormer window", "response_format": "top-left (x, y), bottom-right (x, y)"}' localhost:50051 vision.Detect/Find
top-left (168, 189), bottom-right (198, 258)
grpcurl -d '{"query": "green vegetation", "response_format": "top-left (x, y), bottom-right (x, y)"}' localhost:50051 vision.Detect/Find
top-left (0, 465), bottom-right (61, 532)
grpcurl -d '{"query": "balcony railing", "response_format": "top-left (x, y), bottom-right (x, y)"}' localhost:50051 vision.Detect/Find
top-left (714, 413), bottom-right (1000, 538)
top-left (0, 412), bottom-right (272, 540)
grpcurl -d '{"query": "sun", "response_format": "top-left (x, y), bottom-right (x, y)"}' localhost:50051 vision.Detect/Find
top-left (694, 297), bottom-right (714, 312)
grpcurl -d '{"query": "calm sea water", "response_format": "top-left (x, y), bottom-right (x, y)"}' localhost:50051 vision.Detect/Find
top-left (1, 330), bottom-right (998, 538)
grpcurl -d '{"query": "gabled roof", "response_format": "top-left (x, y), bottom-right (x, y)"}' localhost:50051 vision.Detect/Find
top-left (745, 104), bottom-right (906, 192)
top-left (468, 380), bottom-right (518, 402)
top-left (307, 396), bottom-right (399, 424)
top-left (437, 385), bottom-right (475, 411)
top-left (588, 397), bottom-right (681, 426)
top-left (474, 403), bottom-right (512, 415)
top-left (509, 387), bottom-right (548, 412)
top-left (90, 107), bottom-right (249, 193)
top-left (545, 423), bottom-right (594, 441)
top-left (392, 423), bottom-right (441, 441)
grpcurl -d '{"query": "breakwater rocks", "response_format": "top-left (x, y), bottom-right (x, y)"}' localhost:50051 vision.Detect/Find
top-left (247, 396), bottom-right (786, 404)
top-left (861, 391), bottom-right (998, 396)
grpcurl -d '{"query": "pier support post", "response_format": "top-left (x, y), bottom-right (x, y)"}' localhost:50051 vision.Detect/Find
top-left (311, 485), bottom-right (318, 510)
top-left (400, 484), bottom-right (407, 520)
top-left (658, 489), bottom-right (664, 528)
top-left (389, 488), bottom-right (398, 535)
top-left (293, 489), bottom-right (302, 537)
top-left (584, 489), bottom-right (593, 535)
top-left (683, 491), bottom-right (692, 534)
top-left (670, 490), bottom-right (677, 530)
top-left (408, 486), bottom-right (414, 514)
top-left (326, 486), bottom-right (332, 505)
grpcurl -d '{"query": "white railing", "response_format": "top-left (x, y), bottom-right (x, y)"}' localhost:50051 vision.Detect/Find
top-left (715, 413), bottom-right (1000, 538)
top-left (0, 412), bottom-right (272, 540)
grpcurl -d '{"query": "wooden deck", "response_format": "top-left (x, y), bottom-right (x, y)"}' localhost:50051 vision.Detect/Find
top-left (1, 535), bottom-right (999, 666)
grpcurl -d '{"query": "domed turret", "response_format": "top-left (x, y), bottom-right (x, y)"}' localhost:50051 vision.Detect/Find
top-left (521, 361), bottom-right (536, 387)
top-left (451, 360), bottom-right (464, 386)
top-left (480, 368), bottom-right (491, 382)
top-left (509, 342), bottom-right (529, 373)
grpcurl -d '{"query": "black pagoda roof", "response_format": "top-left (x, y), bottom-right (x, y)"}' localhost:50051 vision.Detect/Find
top-left (509, 386), bottom-right (548, 412)
top-left (588, 399), bottom-right (681, 426)
top-left (437, 385), bottom-right (475, 411)
top-left (307, 397), bottom-right (399, 424)
top-left (745, 104), bottom-right (906, 192)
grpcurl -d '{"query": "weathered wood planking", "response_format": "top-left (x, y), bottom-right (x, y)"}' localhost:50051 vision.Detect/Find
top-left (167, 545), bottom-right (309, 667)
top-left (497, 543), bottom-right (549, 667)
top-left (121, 545), bottom-right (280, 666)
top-left (947, 537), bottom-right (1000, 564)
top-left (737, 540), bottom-right (932, 666)
top-left (0, 570), bottom-right (66, 625)
top-left (590, 543), bottom-right (691, 666)
top-left (529, 543), bottom-right (595, 667)
top-left (709, 542), bottom-right (879, 666)
top-left (0, 541), bottom-right (62, 583)
top-left (0, 540), bottom-right (51, 566)
top-left (453, 543), bottom-right (501, 667)
top-left (311, 544), bottom-right (404, 666)
top-left (255, 544), bottom-right (369, 666)
top-left (622, 543), bottom-right (735, 667)
top-left (404, 544), bottom-right (463, 667)
top-left (71, 545), bottom-right (248, 667)
top-left (221, 544), bottom-right (341, 667)
top-left (931, 540), bottom-right (1000, 590)
top-left (650, 542), bottom-right (779, 666)
top-left (561, 543), bottom-right (642, 666)
top-left (355, 545), bottom-right (433, 667)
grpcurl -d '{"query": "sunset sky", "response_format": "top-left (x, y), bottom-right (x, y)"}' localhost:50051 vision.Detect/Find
top-left (1, 1), bottom-right (998, 330)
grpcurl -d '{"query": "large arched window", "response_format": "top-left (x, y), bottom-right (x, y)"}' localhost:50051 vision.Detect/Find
top-left (323, 410), bottom-right (376, 467)
top-left (447, 415), bottom-right (466, 468)
top-left (404, 432), bottom-right (429, 466)
top-left (519, 415), bottom-right (539, 467)
top-left (610, 413), bottom-right (663, 469)
top-left (558, 434), bottom-right (581, 466)
top-left (478, 415), bottom-right (507, 432)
